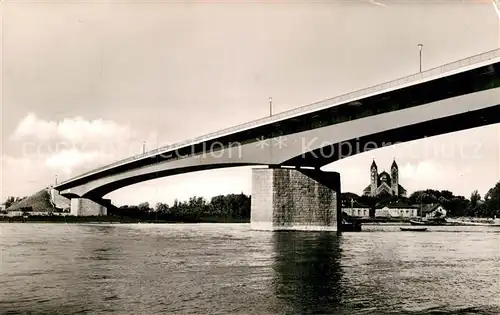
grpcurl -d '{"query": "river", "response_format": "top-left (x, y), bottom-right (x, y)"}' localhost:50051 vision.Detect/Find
top-left (0, 223), bottom-right (499, 314)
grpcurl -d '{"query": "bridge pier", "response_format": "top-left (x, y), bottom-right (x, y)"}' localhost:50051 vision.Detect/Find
top-left (70, 198), bottom-right (108, 216)
top-left (250, 167), bottom-right (341, 231)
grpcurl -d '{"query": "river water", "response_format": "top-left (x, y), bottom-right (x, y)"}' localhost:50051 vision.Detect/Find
top-left (0, 223), bottom-right (499, 315)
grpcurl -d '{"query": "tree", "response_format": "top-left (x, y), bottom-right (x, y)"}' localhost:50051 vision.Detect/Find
top-left (484, 181), bottom-right (500, 217)
top-left (445, 196), bottom-right (469, 217)
top-left (470, 190), bottom-right (481, 208)
top-left (137, 202), bottom-right (150, 212)
top-left (484, 181), bottom-right (500, 202)
top-left (4, 196), bottom-right (16, 208)
top-left (438, 196), bottom-right (449, 205)
top-left (439, 190), bottom-right (454, 200)
top-left (416, 192), bottom-right (427, 204)
top-left (357, 195), bottom-right (378, 217)
top-left (210, 195), bottom-right (228, 216)
top-left (155, 202), bottom-right (169, 213)
top-left (3, 196), bottom-right (27, 208)
top-left (341, 192), bottom-right (360, 206)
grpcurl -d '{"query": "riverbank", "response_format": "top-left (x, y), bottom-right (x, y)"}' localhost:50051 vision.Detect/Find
top-left (363, 222), bottom-right (412, 226)
top-left (3, 216), bottom-right (497, 226)
top-left (0, 215), bottom-right (250, 224)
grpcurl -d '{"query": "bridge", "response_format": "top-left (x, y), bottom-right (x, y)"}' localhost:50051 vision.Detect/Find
top-left (54, 48), bottom-right (500, 231)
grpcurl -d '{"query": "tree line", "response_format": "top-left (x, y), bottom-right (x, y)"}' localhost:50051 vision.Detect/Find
top-left (2, 196), bottom-right (28, 209)
top-left (108, 193), bottom-right (251, 223)
top-left (3, 181), bottom-right (499, 220)
top-left (112, 180), bottom-right (500, 221)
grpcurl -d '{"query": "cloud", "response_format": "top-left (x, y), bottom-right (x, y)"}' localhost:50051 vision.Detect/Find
top-left (12, 113), bottom-right (58, 141)
top-left (7, 112), bottom-right (154, 178)
top-left (11, 112), bottom-right (132, 143)
top-left (45, 148), bottom-right (113, 176)
top-left (57, 116), bottom-right (131, 143)
top-left (1, 147), bottom-right (116, 201)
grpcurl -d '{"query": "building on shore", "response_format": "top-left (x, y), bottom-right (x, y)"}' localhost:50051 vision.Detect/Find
top-left (421, 204), bottom-right (447, 219)
top-left (342, 200), bottom-right (371, 218)
top-left (375, 202), bottom-right (418, 218)
top-left (363, 159), bottom-right (407, 197)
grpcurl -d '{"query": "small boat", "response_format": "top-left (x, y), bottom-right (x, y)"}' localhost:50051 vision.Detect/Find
top-left (341, 220), bottom-right (362, 232)
top-left (409, 219), bottom-right (427, 225)
top-left (400, 227), bottom-right (427, 232)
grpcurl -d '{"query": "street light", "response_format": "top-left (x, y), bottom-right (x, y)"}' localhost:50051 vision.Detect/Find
top-left (54, 174), bottom-right (58, 186)
top-left (417, 44), bottom-right (423, 73)
top-left (142, 141), bottom-right (146, 154)
top-left (269, 97), bottom-right (273, 117)
top-left (493, 0), bottom-right (500, 47)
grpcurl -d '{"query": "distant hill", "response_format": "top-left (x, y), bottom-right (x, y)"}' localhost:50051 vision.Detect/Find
top-left (7, 189), bottom-right (57, 212)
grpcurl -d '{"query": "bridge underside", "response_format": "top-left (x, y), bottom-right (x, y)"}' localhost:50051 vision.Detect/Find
top-left (61, 101), bottom-right (500, 200)
top-left (71, 163), bottom-right (261, 200)
top-left (285, 104), bottom-right (500, 167)
top-left (55, 85), bottom-right (500, 221)
top-left (62, 167), bottom-right (342, 231)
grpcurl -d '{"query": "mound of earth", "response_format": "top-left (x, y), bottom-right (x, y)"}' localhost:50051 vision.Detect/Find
top-left (7, 189), bottom-right (57, 212)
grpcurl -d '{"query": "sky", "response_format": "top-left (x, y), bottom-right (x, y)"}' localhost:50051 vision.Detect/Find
top-left (1, 0), bottom-right (500, 206)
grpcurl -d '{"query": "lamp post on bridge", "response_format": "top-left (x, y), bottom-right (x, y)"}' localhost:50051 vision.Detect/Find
top-left (54, 174), bottom-right (58, 186)
top-left (418, 44), bottom-right (423, 73)
top-left (494, 0), bottom-right (500, 47)
top-left (142, 141), bottom-right (146, 154)
top-left (269, 97), bottom-right (273, 117)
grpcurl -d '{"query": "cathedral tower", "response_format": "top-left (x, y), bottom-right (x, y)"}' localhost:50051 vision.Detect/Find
top-left (391, 158), bottom-right (399, 196)
top-left (370, 159), bottom-right (378, 197)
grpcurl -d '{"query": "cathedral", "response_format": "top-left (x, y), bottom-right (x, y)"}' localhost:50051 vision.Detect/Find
top-left (363, 159), bottom-right (407, 197)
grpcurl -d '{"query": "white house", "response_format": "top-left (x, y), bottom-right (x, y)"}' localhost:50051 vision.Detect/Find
top-left (342, 201), bottom-right (371, 218)
top-left (375, 203), bottom-right (418, 218)
top-left (422, 204), bottom-right (447, 219)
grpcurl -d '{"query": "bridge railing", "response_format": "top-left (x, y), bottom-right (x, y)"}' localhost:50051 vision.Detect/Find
top-left (58, 48), bottom-right (500, 186)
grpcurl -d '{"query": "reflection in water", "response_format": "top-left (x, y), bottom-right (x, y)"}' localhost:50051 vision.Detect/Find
top-left (338, 230), bottom-right (500, 315)
top-left (272, 231), bottom-right (343, 314)
top-left (80, 225), bottom-right (120, 261)
top-left (59, 225), bottom-right (124, 313)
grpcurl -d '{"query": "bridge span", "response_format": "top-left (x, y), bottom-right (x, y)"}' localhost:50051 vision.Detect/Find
top-left (54, 49), bottom-right (500, 231)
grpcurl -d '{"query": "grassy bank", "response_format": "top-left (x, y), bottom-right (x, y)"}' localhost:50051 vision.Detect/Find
top-left (359, 217), bottom-right (411, 223)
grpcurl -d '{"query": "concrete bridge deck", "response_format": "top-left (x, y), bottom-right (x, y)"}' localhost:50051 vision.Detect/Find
top-left (56, 48), bottom-right (500, 188)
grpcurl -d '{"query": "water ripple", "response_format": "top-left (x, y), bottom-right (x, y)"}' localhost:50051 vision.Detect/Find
top-left (0, 223), bottom-right (499, 314)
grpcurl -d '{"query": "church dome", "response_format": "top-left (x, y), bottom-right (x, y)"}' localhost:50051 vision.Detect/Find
top-left (380, 171), bottom-right (390, 183)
